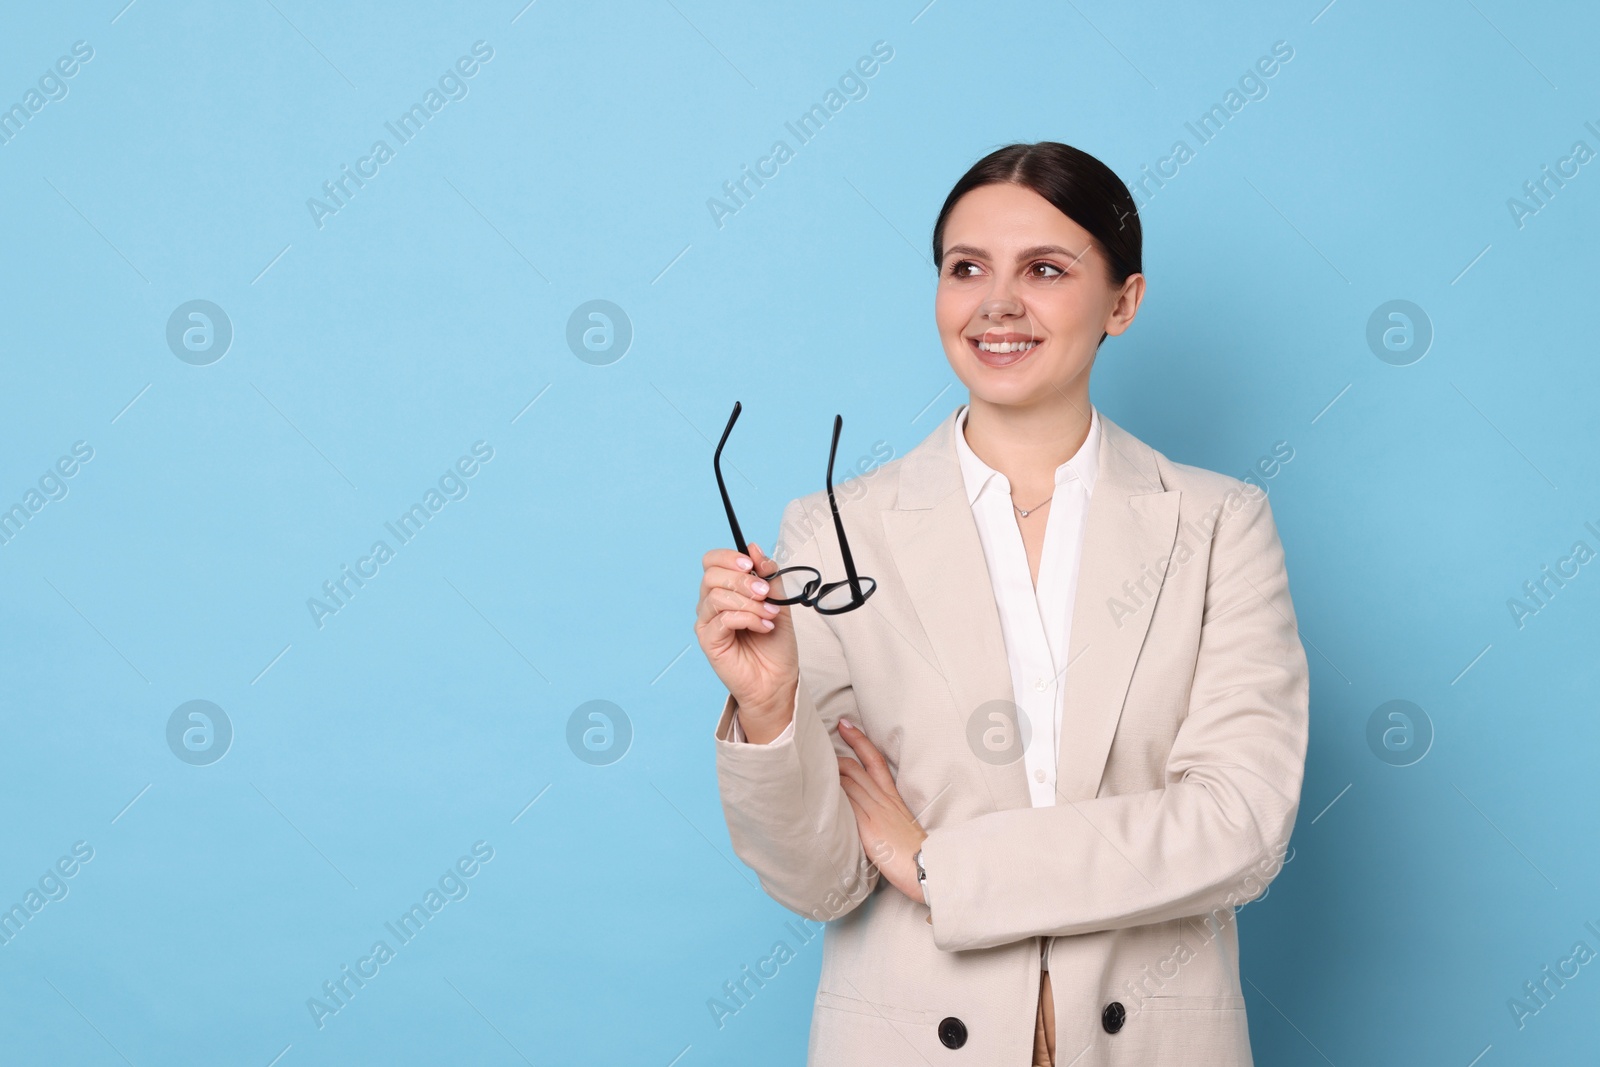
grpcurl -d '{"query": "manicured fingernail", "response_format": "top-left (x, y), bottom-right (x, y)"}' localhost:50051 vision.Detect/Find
top-left (736, 556), bottom-right (753, 570)
top-left (762, 603), bottom-right (779, 615)
top-left (751, 579), bottom-right (769, 595)
top-left (839, 719), bottom-right (855, 731)
top-left (761, 619), bottom-right (774, 629)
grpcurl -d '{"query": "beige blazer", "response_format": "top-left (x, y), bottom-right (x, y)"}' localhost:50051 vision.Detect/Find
top-left (712, 406), bottom-right (1309, 1066)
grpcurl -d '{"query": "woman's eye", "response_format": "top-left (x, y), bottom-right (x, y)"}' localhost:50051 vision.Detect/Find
top-left (1032, 262), bottom-right (1065, 279)
top-left (947, 260), bottom-right (980, 278)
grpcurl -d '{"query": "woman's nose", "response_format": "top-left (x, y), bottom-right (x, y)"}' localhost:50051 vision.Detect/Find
top-left (979, 274), bottom-right (1024, 316)
top-left (980, 291), bottom-right (1023, 318)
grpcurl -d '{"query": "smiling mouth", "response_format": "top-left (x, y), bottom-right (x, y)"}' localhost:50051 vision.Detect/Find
top-left (968, 335), bottom-right (1042, 367)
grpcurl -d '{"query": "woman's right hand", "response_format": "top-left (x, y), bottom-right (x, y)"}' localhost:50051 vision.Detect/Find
top-left (695, 541), bottom-right (799, 740)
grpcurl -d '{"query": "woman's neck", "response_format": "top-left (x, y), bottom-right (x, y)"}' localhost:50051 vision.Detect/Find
top-left (962, 391), bottom-right (1093, 497)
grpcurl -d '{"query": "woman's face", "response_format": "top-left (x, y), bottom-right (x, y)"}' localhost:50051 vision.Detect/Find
top-left (935, 182), bottom-right (1142, 409)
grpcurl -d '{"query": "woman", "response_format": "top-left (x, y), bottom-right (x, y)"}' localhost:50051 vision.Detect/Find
top-left (694, 141), bottom-right (1308, 1066)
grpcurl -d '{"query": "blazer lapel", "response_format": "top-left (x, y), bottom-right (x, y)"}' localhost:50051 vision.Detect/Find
top-left (880, 406), bottom-right (1180, 812)
top-left (881, 409), bottom-right (1030, 812)
top-left (1055, 413), bottom-right (1180, 802)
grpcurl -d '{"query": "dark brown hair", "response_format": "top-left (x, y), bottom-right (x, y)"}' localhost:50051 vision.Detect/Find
top-left (931, 141), bottom-right (1143, 287)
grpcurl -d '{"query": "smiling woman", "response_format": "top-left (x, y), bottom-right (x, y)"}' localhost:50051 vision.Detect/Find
top-left (695, 141), bottom-right (1309, 1067)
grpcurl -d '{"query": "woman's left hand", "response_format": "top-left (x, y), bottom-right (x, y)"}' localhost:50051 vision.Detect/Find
top-left (836, 719), bottom-right (928, 904)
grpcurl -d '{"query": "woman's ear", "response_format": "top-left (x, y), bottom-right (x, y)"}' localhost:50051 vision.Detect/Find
top-left (1103, 273), bottom-right (1146, 338)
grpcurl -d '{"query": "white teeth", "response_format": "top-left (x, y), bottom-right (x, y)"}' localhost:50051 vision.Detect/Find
top-left (977, 340), bottom-right (1040, 353)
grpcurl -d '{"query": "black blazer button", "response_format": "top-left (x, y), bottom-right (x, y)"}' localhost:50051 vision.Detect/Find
top-left (1101, 1001), bottom-right (1126, 1034)
top-left (937, 1016), bottom-right (967, 1049)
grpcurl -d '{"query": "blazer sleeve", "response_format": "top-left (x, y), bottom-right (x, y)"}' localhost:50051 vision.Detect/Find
top-left (919, 488), bottom-right (1309, 951)
top-left (711, 497), bottom-right (881, 922)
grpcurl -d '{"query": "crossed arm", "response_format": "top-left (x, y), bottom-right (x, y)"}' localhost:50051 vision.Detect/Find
top-left (713, 490), bottom-right (1309, 951)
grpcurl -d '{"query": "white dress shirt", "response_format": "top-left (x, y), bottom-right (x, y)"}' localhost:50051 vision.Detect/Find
top-left (727, 402), bottom-right (1102, 932)
top-left (954, 402), bottom-right (1099, 809)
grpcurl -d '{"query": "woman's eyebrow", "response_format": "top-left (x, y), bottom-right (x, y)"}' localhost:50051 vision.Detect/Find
top-left (1019, 244), bottom-right (1088, 261)
top-left (943, 243), bottom-right (1088, 261)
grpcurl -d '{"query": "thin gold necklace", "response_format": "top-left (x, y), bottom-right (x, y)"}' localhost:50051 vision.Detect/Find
top-left (1013, 494), bottom-right (1052, 518)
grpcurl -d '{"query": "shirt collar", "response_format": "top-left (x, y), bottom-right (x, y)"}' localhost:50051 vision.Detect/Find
top-left (953, 402), bottom-right (1101, 507)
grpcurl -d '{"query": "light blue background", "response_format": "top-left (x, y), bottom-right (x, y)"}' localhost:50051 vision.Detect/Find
top-left (2, 1), bottom-right (1596, 1064)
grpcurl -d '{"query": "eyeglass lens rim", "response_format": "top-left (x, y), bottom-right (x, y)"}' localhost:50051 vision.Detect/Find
top-left (715, 400), bottom-right (875, 614)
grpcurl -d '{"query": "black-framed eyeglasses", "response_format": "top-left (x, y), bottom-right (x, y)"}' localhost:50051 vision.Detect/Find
top-left (714, 401), bottom-right (877, 615)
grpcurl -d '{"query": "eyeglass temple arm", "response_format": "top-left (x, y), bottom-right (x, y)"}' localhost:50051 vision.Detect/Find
top-left (824, 414), bottom-right (865, 598)
top-left (715, 401), bottom-right (750, 556)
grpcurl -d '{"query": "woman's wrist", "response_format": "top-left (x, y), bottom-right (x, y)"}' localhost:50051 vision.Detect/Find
top-left (736, 681), bottom-right (797, 742)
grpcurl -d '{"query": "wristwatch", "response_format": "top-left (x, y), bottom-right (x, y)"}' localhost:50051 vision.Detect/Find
top-left (913, 848), bottom-right (927, 893)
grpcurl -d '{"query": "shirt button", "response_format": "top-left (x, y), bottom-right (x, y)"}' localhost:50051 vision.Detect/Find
top-left (1034, 769), bottom-right (1046, 783)
top-left (1034, 678), bottom-right (1047, 692)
